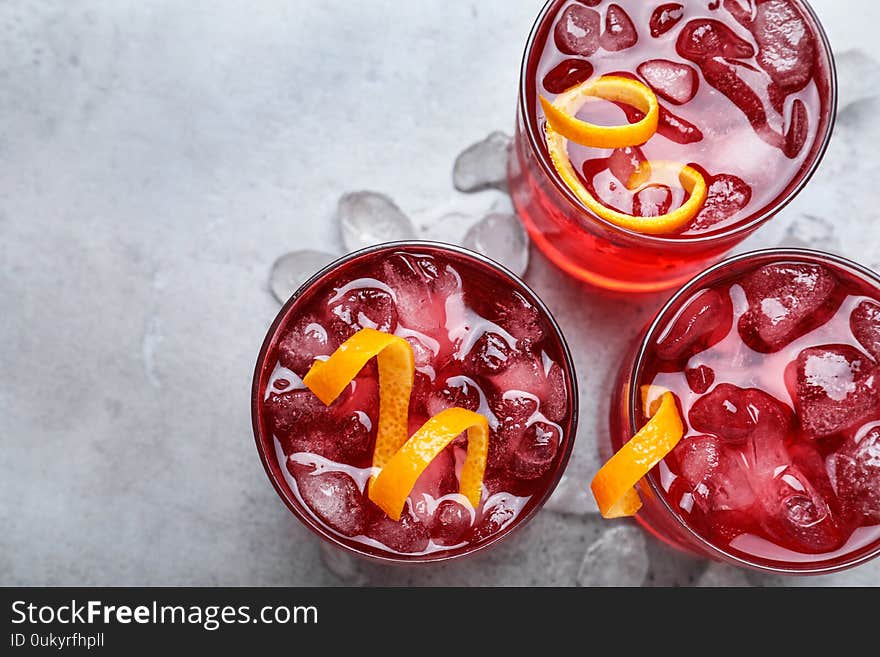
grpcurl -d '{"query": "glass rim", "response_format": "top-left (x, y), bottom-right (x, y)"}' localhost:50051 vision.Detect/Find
top-left (517, 0), bottom-right (839, 247)
top-left (251, 240), bottom-right (580, 564)
top-left (627, 247), bottom-right (880, 575)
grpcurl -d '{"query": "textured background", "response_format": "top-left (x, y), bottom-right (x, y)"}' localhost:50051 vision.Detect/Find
top-left (2, 0), bottom-right (879, 586)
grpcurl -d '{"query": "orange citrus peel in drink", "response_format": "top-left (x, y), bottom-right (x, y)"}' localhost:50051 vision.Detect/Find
top-left (541, 75), bottom-right (707, 235)
top-left (541, 76), bottom-right (659, 149)
top-left (303, 327), bottom-right (414, 474)
top-left (590, 390), bottom-right (684, 518)
top-left (302, 327), bottom-right (489, 520)
top-left (371, 408), bottom-right (489, 520)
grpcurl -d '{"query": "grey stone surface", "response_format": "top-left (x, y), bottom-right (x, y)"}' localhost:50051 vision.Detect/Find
top-left (2, 0), bottom-right (879, 586)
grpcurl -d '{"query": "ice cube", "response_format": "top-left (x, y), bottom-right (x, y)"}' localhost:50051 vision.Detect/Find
top-left (469, 493), bottom-right (528, 543)
top-left (690, 174), bottom-right (752, 231)
top-left (452, 131), bottom-right (512, 193)
top-left (655, 288), bottom-right (732, 360)
top-left (689, 383), bottom-right (793, 444)
top-left (614, 103), bottom-right (703, 144)
top-left (633, 183), bottom-right (673, 217)
top-left (295, 470), bottom-right (369, 537)
top-left (381, 259), bottom-right (441, 334)
top-left (544, 473), bottom-right (599, 515)
top-left (554, 4), bottom-right (601, 56)
top-left (657, 106), bottom-right (704, 144)
top-left (738, 263), bottom-right (838, 352)
top-left (404, 372), bottom-right (432, 426)
top-left (829, 425), bottom-right (880, 522)
top-left (511, 421), bottom-right (561, 480)
top-left (649, 3), bottom-right (684, 38)
top-left (696, 562), bottom-right (751, 587)
top-left (335, 412), bottom-right (374, 462)
top-left (675, 435), bottom-right (755, 511)
top-left (411, 447), bottom-right (458, 507)
top-left (426, 372), bottom-right (483, 419)
top-left (490, 391), bottom-right (539, 469)
top-left (367, 508), bottom-right (429, 554)
top-left (429, 499), bottom-right (472, 546)
top-left (327, 284), bottom-right (398, 338)
top-left (337, 191), bottom-right (417, 253)
top-left (740, 0), bottom-right (816, 94)
top-left (489, 358), bottom-right (568, 424)
top-left (677, 18), bottom-right (755, 61)
top-left (754, 464), bottom-right (844, 553)
top-left (792, 345), bottom-right (880, 438)
top-left (607, 145), bottom-right (647, 186)
top-left (542, 58), bottom-right (594, 94)
top-left (278, 315), bottom-right (337, 376)
top-left (541, 361), bottom-right (569, 424)
top-left (266, 390), bottom-right (331, 444)
top-left (576, 525), bottom-right (648, 587)
top-left (600, 3), bottom-right (638, 52)
top-left (467, 288), bottom-right (545, 346)
top-left (686, 364), bottom-right (715, 394)
top-left (637, 59), bottom-right (699, 105)
top-left (784, 98), bottom-right (808, 158)
top-left (834, 50), bottom-right (880, 114)
top-left (269, 250), bottom-right (336, 304)
top-left (462, 212), bottom-right (529, 277)
top-left (462, 331), bottom-right (517, 376)
top-left (419, 211), bottom-right (478, 245)
top-left (698, 57), bottom-right (771, 133)
top-left (320, 543), bottom-right (368, 585)
top-left (851, 300), bottom-right (880, 362)
top-left (488, 356), bottom-right (546, 398)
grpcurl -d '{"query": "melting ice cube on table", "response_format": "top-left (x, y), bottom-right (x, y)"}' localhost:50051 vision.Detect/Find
top-left (577, 525), bottom-right (648, 587)
top-left (269, 250), bottom-right (336, 304)
top-left (337, 191), bottom-right (417, 253)
top-left (834, 50), bottom-right (880, 113)
top-left (462, 213), bottom-right (529, 277)
top-left (452, 131), bottom-right (512, 193)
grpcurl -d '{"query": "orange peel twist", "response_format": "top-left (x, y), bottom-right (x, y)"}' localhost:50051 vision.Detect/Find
top-left (541, 75), bottom-right (707, 235)
top-left (303, 328), bottom-right (488, 521)
top-left (591, 390), bottom-right (684, 518)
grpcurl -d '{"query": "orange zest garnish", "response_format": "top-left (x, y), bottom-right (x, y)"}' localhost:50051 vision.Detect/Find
top-left (541, 75), bottom-right (659, 149)
top-left (541, 75), bottom-right (707, 235)
top-left (370, 408), bottom-right (489, 521)
top-left (303, 328), bottom-right (414, 475)
top-left (591, 390), bottom-right (684, 519)
top-left (302, 328), bottom-right (489, 520)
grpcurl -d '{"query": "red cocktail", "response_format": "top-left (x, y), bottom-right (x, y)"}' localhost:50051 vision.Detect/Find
top-left (612, 249), bottom-right (880, 573)
top-left (510, 0), bottom-right (836, 293)
top-left (252, 243), bottom-right (577, 562)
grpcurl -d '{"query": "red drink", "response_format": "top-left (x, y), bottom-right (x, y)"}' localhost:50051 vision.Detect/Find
top-left (510, 0), bottom-right (835, 293)
top-left (612, 250), bottom-right (880, 573)
top-left (252, 243), bottom-right (577, 561)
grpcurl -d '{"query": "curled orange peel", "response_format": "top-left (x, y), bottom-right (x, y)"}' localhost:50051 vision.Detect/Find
top-left (371, 408), bottom-right (489, 521)
top-left (303, 327), bottom-right (414, 474)
top-left (591, 390), bottom-right (684, 519)
top-left (541, 76), bottom-right (707, 235)
top-left (541, 75), bottom-right (659, 149)
top-left (302, 328), bottom-right (489, 519)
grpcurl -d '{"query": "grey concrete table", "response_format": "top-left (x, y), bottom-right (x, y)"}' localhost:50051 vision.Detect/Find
top-left (2, 0), bottom-right (879, 586)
